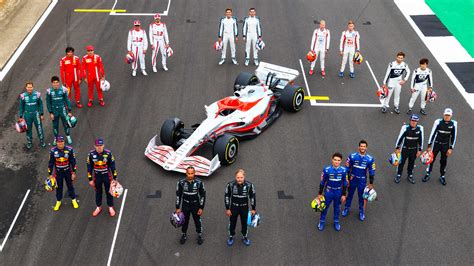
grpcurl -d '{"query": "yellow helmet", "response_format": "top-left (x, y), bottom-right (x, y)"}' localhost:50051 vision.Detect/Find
top-left (44, 176), bottom-right (57, 192)
top-left (311, 196), bottom-right (326, 212)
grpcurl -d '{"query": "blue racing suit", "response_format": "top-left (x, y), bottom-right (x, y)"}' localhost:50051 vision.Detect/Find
top-left (344, 153), bottom-right (375, 212)
top-left (319, 166), bottom-right (348, 223)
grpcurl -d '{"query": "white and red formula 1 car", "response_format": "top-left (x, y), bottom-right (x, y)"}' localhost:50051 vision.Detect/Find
top-left (145, 62), bottom-right (305, 176)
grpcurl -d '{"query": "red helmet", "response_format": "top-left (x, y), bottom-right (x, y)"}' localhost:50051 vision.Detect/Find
top-left (306, 50), bottom-right (317, 62)
top-left (124, 53), bottom-right (135, 64)
top-left (15, 119), bottom-right (27, 133)
top-left (420, 150), bottom-right (434, 165)
top-left (425, 90), bottom-right (437, 103)
top-left (214, 41), bottom-right (223, 51)
top-left (154, 13), bottom-right (161, 20)
top-left (133, 20), bottom-right (141, 26)
top-left (377, 84), bottom-right (389, 99)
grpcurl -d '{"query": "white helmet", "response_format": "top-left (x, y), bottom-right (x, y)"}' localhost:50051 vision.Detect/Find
top-left (166, 46), bottom-right (173, 58)
top-left (362, 187), bottom-right (377, 202)
top-left (255, 39), bottom-right (265, 50)
top-left (109, 180), bottom-right (124, 198)
top-left (214, 41), bottom-right (223, 51)
top-left (101, 80), bottom-right (110, 91)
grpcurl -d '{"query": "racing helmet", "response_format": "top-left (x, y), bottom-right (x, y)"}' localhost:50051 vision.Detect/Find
top-left (45, 176), bottom-right (57, 192)
top-left (101, 79), bottom-right (110, 92)
top-left (166, 46), bottom-right (173, 58)
top-left (389, 152), bottom-right (402, 166)
top-left (353, 52), bottom-right (363, 64)
top-left (214, 41), bottom-right (223, 51)
top-left (66, 116), bottom-right (77, 128)
top-left (170, 212), bottom-right (186, 228)
top-left (377, 84), bottom-right (389, 99)
top-left (420, 150), bottom-right (434, 165)
top-left (109, 180), bottom-right (124, 198)
top-left (362, 187), bottom-right (377, 202)
top-left (306, 50), bottom-right (317, 62)
top-left (311, 196), bottom-right (326, 212)
top-left (124, 53), bottom-right (134, 64)
top-left (15, 119), bottom-right (27, 133)
top-left (247, 212), bottom-right (261, 228)
top-left (425, 90), bottom-right (437, 103)
top-left (255, 39), bottom-right (265, 50)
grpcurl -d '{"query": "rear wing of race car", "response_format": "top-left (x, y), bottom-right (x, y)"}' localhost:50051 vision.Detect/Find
top-left (255, 62), bottom-right (300, 89)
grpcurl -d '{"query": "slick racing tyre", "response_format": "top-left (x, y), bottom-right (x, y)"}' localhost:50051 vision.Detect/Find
top-left (213, 134), bottom-right (239, 166)
top-left (234, 72), bottom-right (259, 92)
top-left (280, 85), bottom-right (305, 112)
top-left (160, 118), bottom-right (184, 148)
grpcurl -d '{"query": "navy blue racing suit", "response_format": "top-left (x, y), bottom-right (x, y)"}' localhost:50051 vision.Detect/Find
top-left (48, 146), bottom-right (77, 201)
top-left (319, 166), bottom-right (348, 223)
top-left (344, 153), bottom-right (375, 212)
top-left (87, 149), bottom-right (117, 207)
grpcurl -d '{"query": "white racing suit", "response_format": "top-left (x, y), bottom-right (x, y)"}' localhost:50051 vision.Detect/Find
top-left (243, 16), bottom-right (262, 60)
top-left (218, 16), bottom-right (238, 59)
top-left (127, 28), bottom-right (148, 70)
top-left (339, 30), bottom-right (360, 73)
top-left (382, 61), bottom-right (410, 108)
top-left (310, 28), bottom-right (330, 71)
top-left (149, 22), bottom-right (169, 69)
top-left (409, 67), bottom-right (433, 110)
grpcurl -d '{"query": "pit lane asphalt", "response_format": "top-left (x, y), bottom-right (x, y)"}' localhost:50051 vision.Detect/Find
top-left (0, 0), bottom-right (473, 265)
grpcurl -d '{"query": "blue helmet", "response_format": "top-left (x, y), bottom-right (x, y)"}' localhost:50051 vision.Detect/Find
top-left (247, 212), bottom-right (261, 228)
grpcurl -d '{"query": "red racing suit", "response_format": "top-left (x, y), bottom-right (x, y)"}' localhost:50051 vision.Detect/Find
top-left (82, 54), bottom-right (105, 101)
top-left (60, 55), bottom-right (82, 101)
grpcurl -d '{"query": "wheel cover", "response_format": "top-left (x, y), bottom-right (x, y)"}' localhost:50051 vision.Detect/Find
top-left (295, 91), bottom-right (303, 106)
top-left (227, 143), bottom-right (237, 158)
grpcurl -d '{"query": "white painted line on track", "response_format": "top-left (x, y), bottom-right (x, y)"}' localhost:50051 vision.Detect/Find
top-left (110, 0), bottom-right (171, 16)
top-left (298, 59), bottom-right (317, 105)
top-left (0, 0), bottom-right (58, 81)
top-left (107, 189), bottom-right (128, 266)
top-left (0, 189), bottom-right (31, 252)
top-left (365, 60), bottom-right (385, 105)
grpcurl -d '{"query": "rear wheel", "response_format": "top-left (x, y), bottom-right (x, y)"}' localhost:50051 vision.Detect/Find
top-left (159, 118), bottom-right (184, 148)
top-left (234, 72), bottom-right (259, 91)
top-left (280, 85), bottom-right (305, 112)
top-left (213, 134), bottom-right (239, 166)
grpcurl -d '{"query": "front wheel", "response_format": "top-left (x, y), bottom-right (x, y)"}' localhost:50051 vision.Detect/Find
top-left (213, 134), bottom-right (239, 166)
top-left (159, 118), bottom-right (184, 148)
top-left (280, 85), bottom-right (305, 112)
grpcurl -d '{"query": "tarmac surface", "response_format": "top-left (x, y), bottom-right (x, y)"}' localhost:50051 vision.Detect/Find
top-left (0, 0), bottom-right (473, 265)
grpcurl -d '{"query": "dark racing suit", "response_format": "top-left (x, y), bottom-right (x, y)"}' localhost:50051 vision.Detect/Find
top-left (345, 153), bottom-right (375, 212)
top-left (46, 86), bottom-right (72, 138)
top-left (176, 178), bottom-right (206, 235)
top-left (225, 180), bottom-right (256, 238)
top-left (87, 149), bottom-right (117, 207)
top-left (19, 90), bottom-right (44, 144)
top-left (427, 119), bottom-right (457, 176)
top-left (395, 124), bottom-right (424, 176)
top-left (48, 146), bottom-right (77, 201)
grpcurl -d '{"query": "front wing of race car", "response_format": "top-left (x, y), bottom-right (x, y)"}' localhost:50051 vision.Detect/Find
top-left (145, 136), bottom-right (221, 176)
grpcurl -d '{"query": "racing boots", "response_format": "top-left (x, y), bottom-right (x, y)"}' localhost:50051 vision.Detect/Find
top-left (99, 99), bottom-right (105, 107)
top-left (334, 221), bottom-right (341, 231)
top-left (197, 234), bottom-right (204, 245)
top-left (40, 140), bottom-right (46, 148)
top-left (245, 58), bottom-right (250, 66)
top-left (232, 58), bottom-right (238, 65)
top-left (338, 71), bottom-right (344, 78)
top-left (349, 72), bottom-right (355, 78)
top-left (381, 107), bottom-right (387, 113)
top-left (254, 59), bottom-right (259, 66)
top-left (394, 174), bottom-right (401, 183)
top-left (420, 109), bottom-right (427, 115)
top-left (87, 100), bottom-right (93, 107)
top-left (321, 70), bottom-right (326, 77)
top-left (218, 59), bottom-right (225, 65)
top-left (394, 107), bottom-right (400, 114)
top-left (53, 138), bottom-right (57, 146)
top-left (309, 69), bottom-right (314, 76)
top-left (92, 207), bottom-right (102, 217)
top-left (440, 176), bottom-right (446, 186)
top-left (180, 234), bottom-right (187, 244)
top-left (407, 174), bottom-right (415, 184)
top-left (141, 69), bottom-right (148, 76)
top-left (26, 142), bottom-right (33, 150)
top-left (66, 135), bottom-right (72, 145)
top-left (153, 66), bottom-right (157, 73)
top-left (132, 70), bottom-right (137, 77)
top-left (406, 108), bottom-right (412, 115)
top-left (53, 201), bottom-right (62, 211)
top-left (227, 236), bottom-right (234, 246)
top-left (359, 210), bottom-right (365, 221)
top-left (76, 101), bottom-right (83, 108)
top-left (72, 199), bottom-right (79, 209)
top-left (163, 65), bottom-right (168, 71)
top-left (242, 237), bottom-right (251, 246)
top-left (422, 171), bottom-right (431, 182)
top-left (109, 207), bottom-right (116, 217)
top-left (342, 207), bottom-right (349, 217)
top-left (317, 220), bottom-right (325, 231)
